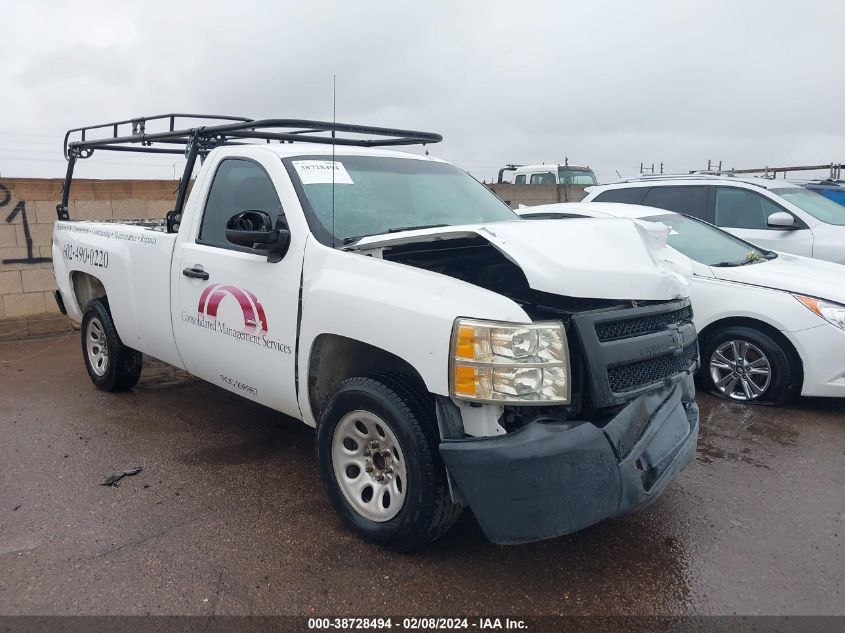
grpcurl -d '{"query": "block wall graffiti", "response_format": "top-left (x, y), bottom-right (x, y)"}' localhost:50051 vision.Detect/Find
top-left (1, 183), bottom-right (52, 266)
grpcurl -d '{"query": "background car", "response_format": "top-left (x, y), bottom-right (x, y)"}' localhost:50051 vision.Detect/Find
top-left (518, 202), bottom-right (845, 405)
top-left (799, 179), bottom-right (845, 206)
top-left (582, 175), bottom-right (845, 264)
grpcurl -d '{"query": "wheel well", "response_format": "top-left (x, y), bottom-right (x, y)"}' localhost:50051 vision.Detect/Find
top-left (697, 316), bottom-right (804, 382)
top-left (71, 272), bottom-right (107, 312)
top-left (307, 334), bottom-right (429, 423)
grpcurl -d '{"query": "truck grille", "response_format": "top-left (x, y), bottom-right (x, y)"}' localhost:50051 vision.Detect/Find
top-left (595, 304), bottom-right (693, 342)
top-left (570, 299), bottom-right (698, 409)
top-left (607, 343), bottom-right (699, 393)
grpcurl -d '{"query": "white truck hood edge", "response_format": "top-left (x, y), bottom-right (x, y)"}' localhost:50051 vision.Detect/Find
top-left (710, 252), bottom-right (845, 304)
top-left (350, 219), bottom-right (691, 301)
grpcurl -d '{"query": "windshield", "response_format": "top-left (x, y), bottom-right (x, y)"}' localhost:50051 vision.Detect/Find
top-left (558, 169), bottom-right (597, 185)
top-left (771, 187), bottom-right (845, 225)
top-left (646, 213), bottom-right (771, 267)
top-left (286, 155), bottom-right (519, 244)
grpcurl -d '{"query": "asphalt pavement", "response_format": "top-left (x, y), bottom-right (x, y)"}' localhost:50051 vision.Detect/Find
top-left (0, 335), bottom-right (842, 616)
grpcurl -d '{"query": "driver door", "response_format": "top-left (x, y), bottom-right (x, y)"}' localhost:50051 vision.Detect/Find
top-left (171, 155), bottom-right (303, 419)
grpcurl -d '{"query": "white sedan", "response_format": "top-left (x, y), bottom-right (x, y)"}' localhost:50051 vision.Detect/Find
top-left (517, 202), bottom-right (845, 404)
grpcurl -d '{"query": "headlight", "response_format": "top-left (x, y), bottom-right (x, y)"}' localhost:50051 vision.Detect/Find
top-left (795, 295), bottom-right (845, 331)
top-left (450, 318), bottom-right (571, 404)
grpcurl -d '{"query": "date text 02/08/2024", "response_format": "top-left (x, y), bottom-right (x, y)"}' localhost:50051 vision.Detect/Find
top-left (306, 617), bottom-right (528, 630)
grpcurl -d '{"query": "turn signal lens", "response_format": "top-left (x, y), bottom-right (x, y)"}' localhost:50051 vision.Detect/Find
top-left (455, 324), bottom-right (492, 361)
top-left (795, 295), bottom-right (845, 331)
top-left (453, 364), bottom-right (492, 398)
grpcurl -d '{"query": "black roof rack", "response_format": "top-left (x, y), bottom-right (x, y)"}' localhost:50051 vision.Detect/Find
top-left (58, 113), bottom-right (442, 224)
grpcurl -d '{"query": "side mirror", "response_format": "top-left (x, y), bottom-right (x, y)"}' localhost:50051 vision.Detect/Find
top-left (767, 211), bottom-right (797, 230)
top-left (225, 210), bottom-right (291, 263)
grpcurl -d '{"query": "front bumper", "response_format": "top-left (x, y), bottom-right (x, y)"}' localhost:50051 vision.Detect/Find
top-left (789, 324), bottom-right (845, 398)
top-left (439, 375), bottom-right (699, 544)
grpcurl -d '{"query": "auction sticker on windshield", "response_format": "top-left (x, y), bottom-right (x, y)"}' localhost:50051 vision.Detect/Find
top-left (292, 160), bottom-right (354, 185)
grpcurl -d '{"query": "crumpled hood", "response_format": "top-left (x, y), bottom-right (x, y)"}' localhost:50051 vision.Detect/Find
top-left (351, 218), bottom-right (691, 301)
top-left (711, 252), bottom-right (845, 304)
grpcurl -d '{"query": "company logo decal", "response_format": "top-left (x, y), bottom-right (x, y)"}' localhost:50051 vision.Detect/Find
top-left (197, 284), bottom-right (268, 333)
top-left (180, 283), bottom-right (291, 355)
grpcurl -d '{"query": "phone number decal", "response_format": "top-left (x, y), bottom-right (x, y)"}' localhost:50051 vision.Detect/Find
top-left (62, 244), bottom-right (110, 268)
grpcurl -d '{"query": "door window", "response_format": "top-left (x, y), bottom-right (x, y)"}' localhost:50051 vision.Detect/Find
top-left (529, 172), bottom-right (556, 185)
top-left (714, 187), bottom-right (787, 230)
top-left (514, 174), bottom-right (526, 184)
top-left (199, 159), bottom-right (282, 248)
top-left (592, 187), bottom-right (647, 204)
top-left (641, 186), bottom-right (708, 219)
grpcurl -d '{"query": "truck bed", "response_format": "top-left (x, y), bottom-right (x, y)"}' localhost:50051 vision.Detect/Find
top-left (52, 219), bottom-right (182, 367)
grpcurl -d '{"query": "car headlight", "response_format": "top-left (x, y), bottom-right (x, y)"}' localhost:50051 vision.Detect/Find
top-left (795, 295), bottom-right (845, 331)
top-left (450, 318), bottom-right (571, 404)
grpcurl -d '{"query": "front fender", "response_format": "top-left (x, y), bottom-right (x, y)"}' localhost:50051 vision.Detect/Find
top-left (297, 242), bottom-right (530, 424)
top-left (691, 276), bottom-right (820, 333)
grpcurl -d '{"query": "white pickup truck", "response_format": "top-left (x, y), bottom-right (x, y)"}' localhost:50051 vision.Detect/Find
top-left (52, 115), bottom-right (700, 550)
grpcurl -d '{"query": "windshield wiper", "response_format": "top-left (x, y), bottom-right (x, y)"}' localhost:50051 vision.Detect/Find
top-left (387, 223), bottom-right (449, 233)
top-left (714, 257), bottom-right (765, 267)
top-left (714, 251), bottom-right (770, 267)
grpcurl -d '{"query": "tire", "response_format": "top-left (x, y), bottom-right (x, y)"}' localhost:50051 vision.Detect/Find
top-left (699, 326), bottom-right (799, 405)
top-left (81, 298), bottom-right (142, 392)
top-left (316, 375), bottom-right (461, 552)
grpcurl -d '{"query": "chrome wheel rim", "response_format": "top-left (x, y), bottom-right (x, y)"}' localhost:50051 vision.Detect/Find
top-left (86, 317), bottom-right (109, 377)
top-left (331, 410), bottom-right (407, 522)
top-left (709, 340), bottom-right (771, 401)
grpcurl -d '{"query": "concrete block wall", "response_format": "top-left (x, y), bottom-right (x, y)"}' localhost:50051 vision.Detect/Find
top-left (487, 183), bottom-right (588, 208)
top-left (0, 178), bottom-right (177, 339)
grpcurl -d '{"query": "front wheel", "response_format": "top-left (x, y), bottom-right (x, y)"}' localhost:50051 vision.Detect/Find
top-left (81, 298), bottom-right (142, 392)
top-left (316, 376), bottom-right (461, 551)
top-left (699, 326), bottom-right (799, 405)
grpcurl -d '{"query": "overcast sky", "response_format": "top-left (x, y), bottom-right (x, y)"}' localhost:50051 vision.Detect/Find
top-left (1, 0), bottom-right (842, 183)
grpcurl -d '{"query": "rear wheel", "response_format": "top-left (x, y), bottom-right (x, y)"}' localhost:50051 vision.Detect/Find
top-left (699, 326), bottom-right (799, 405)
top-left (81, 299), bottom-right (142, 391)
top-left (316, 375), bottom-right (461, 551)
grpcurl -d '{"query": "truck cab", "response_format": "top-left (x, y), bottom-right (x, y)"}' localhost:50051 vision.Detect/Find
top-left (511, 163), bottom-right (597, 186)
top-left (52, 114), bottom-right (699, 550)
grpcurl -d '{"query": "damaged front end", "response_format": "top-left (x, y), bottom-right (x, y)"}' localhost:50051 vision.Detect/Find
top-left (350, 218), bottom-right (700, 544)
top-left (436, 296), bottom-right (699, 544)
top-left (438, 375), bottom-right (698, 544)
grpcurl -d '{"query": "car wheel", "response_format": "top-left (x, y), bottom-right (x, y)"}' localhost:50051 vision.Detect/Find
top-left (316, 375), bottom-right (461, 551)
top-left (700, 326), bottom-right (799, 405)
top-left (81, 298), bottom-right (142, 392)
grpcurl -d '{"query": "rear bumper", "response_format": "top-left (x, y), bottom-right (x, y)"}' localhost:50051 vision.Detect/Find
top-left (439, 375), bottom-right (699, 544)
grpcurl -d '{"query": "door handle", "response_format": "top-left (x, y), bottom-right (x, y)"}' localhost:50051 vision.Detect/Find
top-left (182, 266), bottom-right (209, 280)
